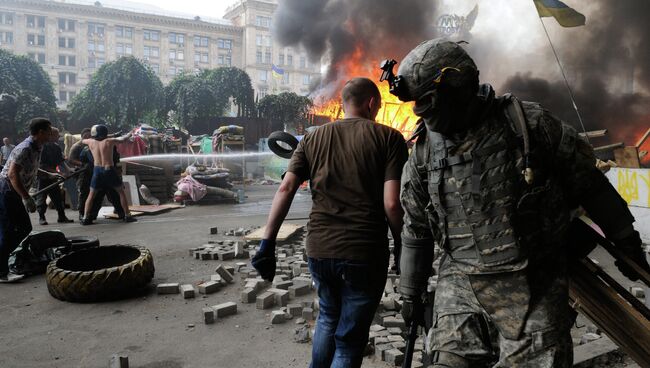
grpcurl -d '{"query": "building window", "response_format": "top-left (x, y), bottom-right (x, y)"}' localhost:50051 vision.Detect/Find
top-left (143, 29), bottom-right (160, 41)
top-left (150, 63), bottom-right (159, 75)
top-left (0, 31), bottom-right (13, 45)
top-left (59, 90), bottom-right (67, 102)
top-left (194, 36), bottom-right (209, 47)
top-left (259, 70), bottom-right (268, 82)
top-left (278, 54), bottom-right (284, 66)
top-left (88, 41), bottom-right (105, 53)
top-left (255, 16), bottom-right (271, 28)
top-left (58, 37), bottom-right (75, 49)
top-left (264, 36), bottom-right (272, 47)
top-left (217, 55), bottom-right (231, 66)
top-left (259, 88), bottom-right (268, 98)
top-left (217, 39), bottom-right (232, 49)
top-left (58, 19), bottom-right (75, 31)
top-left (58, 72), bottom-right (76, 85)
top-left (0, 12), bottom-right (14, 25)
top-left (143, 46), bottom-right (159, 58)
top-left (264, 52), bottom-right (271, 64)
top-left (169, 49), bottom-right (184, 61)
top-left (27, 34), bottom-right (45, 47)
top-left (87, 23), bottom-right (105, 37)
top-left (28, 52), bottom-right (46, 64)
top-left (115, 26), bottom-right (133, 39)
top-left (256, 51), bottom-right (263, 64)
top-left (282, 72), bottom-right (290, 85)
top-left (58, 55), bottom-right (76, 66)
top-left (169, 32), bottom-right (185, 45)
top-left (287, 55), bottom-right (293, 66)
top-left (300, 56), bottom-right (306, 69)
top-left (116, 43), bottom-right (133, 55)
top-left (88, 57), bottom-right (105, 69)
top-left (194, 52), bottom-right (209, 64)
top-left (256, 35), bottom-right (263, 46)
top-left (26, 15), bottom-right (45, 28)
top-left (303, 74), bottom-right (311, 85)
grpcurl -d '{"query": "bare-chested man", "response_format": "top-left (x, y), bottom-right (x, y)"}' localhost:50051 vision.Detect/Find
top-left (80, 124), bottom-right (136, 225)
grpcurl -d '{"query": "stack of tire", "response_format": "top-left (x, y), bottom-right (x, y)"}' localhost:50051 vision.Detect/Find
top-left (46, 244), bottom-right (155, 303)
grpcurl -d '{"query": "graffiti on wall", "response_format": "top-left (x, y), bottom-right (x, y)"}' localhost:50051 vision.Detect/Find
top-left (606, 168), bottom-right (650, 208)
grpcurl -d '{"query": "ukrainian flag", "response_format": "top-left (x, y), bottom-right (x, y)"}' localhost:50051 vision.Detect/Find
top-left (534, 0), bottom-right (585, 27)
top-left (272, 64), bottom-right (284, 79)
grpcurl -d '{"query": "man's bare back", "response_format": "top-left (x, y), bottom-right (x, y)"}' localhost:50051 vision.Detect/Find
top-left (82, 134), bottom-right (130, 168)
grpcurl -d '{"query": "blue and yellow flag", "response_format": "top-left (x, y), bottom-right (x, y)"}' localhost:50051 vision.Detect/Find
top-left (534, 0), bottom-right (585, 27)
top-left (271, 64), bottom-right (284, 79)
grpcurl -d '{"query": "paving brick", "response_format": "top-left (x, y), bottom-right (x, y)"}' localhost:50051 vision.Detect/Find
top-left (370, 324), bottom-right (387, 332)
top-left (215, 264), bottom-right (234, 283)
top-left (210, 274), bottom-right (226, 285)
top-left (203, 307), bottom-right (215, 324)
top-left (271, 310), bottom-right (286, 324)
top-left (217, 250), bottom-right (235, 261)
top-left (156, 283), bottom-right (179, 295)
top-left (198, 281), bottom-right (221, 294)
top-left (256, 292), bottom-right (275, 309)
top-left (383, 316), bottom-right (406, 329)
top-left (391, 341), bottom-right (406, 352)
top-left (235, 262), bottom-right (248, 272)
top-left (213, 302), bottom-right (237, 318)
top-left (180, 284), bottom-right (195, 299)
top-left (274, 280), bottom-right (293, 290)
top-left (109, 354), bottom-right (129, 368)
top-left (200, 251), bottom-right (212, 261)
top-left (287, 303), bottom-right (303, 317)
top-left (302, 307), bottom-right (314, 321)
top-left (374, 337), bottom-right (390, 346)
top-left (268, 288), bottom-right (290, 306)
top-left (224, 265), bottom-right (235, 275)
top-left (241, 288), bottom-right (256, 303)
top-left (387, 327), bottom-right (402, 335)
top-left (288, 282), bottom-right (311, 297)
top-left (387, 334), bottom-right (404, 343)
top-left (375, 343), bottom-right (393, 361)
top-left (385, 348), bottom-right (404, 365)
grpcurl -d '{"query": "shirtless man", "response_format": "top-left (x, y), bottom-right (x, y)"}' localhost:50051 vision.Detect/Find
top-left (81, 124), bottom-right (136, 225)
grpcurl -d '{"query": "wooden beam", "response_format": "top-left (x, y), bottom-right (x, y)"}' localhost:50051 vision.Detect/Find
top-left (579, 129), bottom-right (608, 139)
top-left (593, 142), bottom-right (625, 152)
top-left (636, 127), bottom-right (650, 148)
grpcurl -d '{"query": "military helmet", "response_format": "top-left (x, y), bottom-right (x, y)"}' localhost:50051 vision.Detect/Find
top-left (90, 124), bottom-right (108, 140)
top-left (394, 39), bottom-right (479, 102)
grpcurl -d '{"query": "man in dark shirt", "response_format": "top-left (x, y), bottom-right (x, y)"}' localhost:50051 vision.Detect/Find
top-left (68, 128), bottom-right (93, 221)
top-left (36, 127), bottom-right (73, 225)
top-left (252, 78), bottom-right (408, 367)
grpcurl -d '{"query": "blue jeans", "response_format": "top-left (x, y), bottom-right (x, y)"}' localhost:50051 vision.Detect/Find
top-left (0, 190), bottom-right (32, 274)
top-left (308, 257), bottom-right (388, 368)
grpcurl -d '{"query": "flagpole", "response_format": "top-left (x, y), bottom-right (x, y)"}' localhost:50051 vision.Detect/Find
top-left (537, 16), bottom-right (590, 142)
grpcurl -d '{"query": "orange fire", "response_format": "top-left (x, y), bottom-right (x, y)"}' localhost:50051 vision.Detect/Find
top-left (310, 51), bottom-right (420, 138)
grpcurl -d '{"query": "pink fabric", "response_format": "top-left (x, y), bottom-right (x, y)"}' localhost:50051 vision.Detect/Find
top-left (176, 175), bottom-right (207, 201)
top-left (116, 136), bottom-right (147, 158)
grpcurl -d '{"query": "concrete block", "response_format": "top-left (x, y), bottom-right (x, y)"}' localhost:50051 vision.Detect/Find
top-left (256, 292), bottom-right (275, 309)
top-left (383, 316), bottom-right (406, 329)
top-left (218, 250), bottom-right (235, 261)
top-left (387, 334), bottom-right (404, 343)
top-left (271, 310), bottom-right (286, 324)
top-left (210, 274), bottom-right (225, 285)
top-left (370, 324), bottom-right (386, 332)
top-left (215, 264), bottom-right (234, 283)
top-left (302, 307), bottom-right (314, 321)
top-left (391, 341), bottom-right (406, 352)
top-left (387, 327), bottom-right (402, 335)
top-left (274, 280), bottom-right (293, 290)
top-left (213, 302), bottom-right (237, 318)
top-left (268, 288), bottom-right (290, 306)
top-left (198, 281), bottom-right (221, 294)
top-left (180, 284), bottom-right (195, 299)
top-left (109, 354), bottom-right (129, 368)
top-left (224, 265), bottom-right (235, 275)
top-left (203, 307), bottom-right (215, 324)
top-left (156, 283), bottom-right (179, 295)
top-left (241, 287), bottom-right (256, 303)
top-left (287, 303), bottom-right (303, 317)
top-left (235, 262), bottom-right (247, 272)
top-left (375, 343), bottom-right (393, 361)
top-left (385, 348), bottom-right (404, 365)
top-left (200, 251), bottom-right (212, 261)
top-left (630, 286), bottom-right (645, 298)
top-left (374, 337), bottom-right (390, 346)
top-left (289, 282), bottom-right (311, 298)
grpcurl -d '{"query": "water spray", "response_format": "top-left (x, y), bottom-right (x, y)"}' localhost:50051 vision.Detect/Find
top-left (120, 152), bottom-right (274, 162)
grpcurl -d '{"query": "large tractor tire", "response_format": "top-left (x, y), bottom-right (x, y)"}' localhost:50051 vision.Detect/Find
top-left (46, 245), bottom-right (154, 302)
top-left (268, 131), bottom-right (299, 159)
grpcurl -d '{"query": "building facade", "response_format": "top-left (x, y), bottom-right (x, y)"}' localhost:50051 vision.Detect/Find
top-left (0, 0), bottom-right (320, 108)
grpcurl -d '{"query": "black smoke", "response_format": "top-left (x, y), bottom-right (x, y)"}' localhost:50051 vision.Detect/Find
top-left (272, 0), bottom-right (439, 91)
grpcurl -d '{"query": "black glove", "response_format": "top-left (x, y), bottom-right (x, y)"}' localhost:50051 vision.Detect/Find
top-left (401, 296), bottom-right (425, 328)
top-left (614, 230), bottom-right (650, 282)
top-left (391, 238), bottom-right (402, 275)
top-left (252, 239), bottom-right (276, 281)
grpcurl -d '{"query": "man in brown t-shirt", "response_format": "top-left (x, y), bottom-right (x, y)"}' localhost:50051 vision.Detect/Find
top-left (252, 77), bottom-right (408, 367)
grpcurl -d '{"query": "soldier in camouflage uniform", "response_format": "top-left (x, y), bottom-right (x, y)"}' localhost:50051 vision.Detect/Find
top-left (389, 40), bottom-right (650, 367)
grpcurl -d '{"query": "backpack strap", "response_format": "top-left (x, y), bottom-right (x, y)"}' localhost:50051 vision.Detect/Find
top-left (502, 93), bottom-right (534, 185)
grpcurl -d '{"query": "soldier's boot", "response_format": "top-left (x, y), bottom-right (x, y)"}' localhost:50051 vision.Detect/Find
top-left (432, 351), bottom-right (470, 368)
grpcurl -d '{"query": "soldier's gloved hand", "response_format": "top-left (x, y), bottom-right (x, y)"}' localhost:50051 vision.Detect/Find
top-left (401, 296), bottom-right (425, 327)
top-left (22, 197), bottom-right (36, 213)
top-left (614, 230), bottom-right (650, 282)
top-left (252, 239), bottom-right (276, 281)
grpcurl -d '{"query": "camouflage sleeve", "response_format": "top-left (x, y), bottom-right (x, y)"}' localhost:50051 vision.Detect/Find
top-left (400, 148), bottom-right (436, 240)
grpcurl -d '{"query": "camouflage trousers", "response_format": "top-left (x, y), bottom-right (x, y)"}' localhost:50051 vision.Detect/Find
top-left (427, 256), bottom-right (573, 368)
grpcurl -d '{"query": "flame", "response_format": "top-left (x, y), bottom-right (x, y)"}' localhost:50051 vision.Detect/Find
top-left (310, 50), bottom-right (419, 138)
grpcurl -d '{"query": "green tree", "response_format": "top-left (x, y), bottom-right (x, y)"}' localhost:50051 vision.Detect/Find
top-left (164, 73), bottom-right (227, 129)
top-left (202, 67), bottom-right (255, 117)
top-left (0, 49), bottom-right (57, 135)
top-left (69, 56), bottom-right (163, 130)
top-left (257, 92), bottom-right (313, 129)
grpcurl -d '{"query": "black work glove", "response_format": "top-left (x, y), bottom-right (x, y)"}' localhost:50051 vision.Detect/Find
top-left (251, 239), bottom-right (276, 281)
top-left (391, 238), bottom-right (402, 275)
top-left (614, 230), bottom-right (650, 282)
top-left (401, 296), bottom-right (425, 328)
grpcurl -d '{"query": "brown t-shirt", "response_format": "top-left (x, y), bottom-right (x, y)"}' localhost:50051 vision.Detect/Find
top-left (287, 118), bottom-right (408, 261)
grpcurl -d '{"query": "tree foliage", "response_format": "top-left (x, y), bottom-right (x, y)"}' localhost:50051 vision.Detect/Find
top-left (164, 73), bottom-right (227, 129)
top-left (202, 67), bottom-right (255, 117)
top-left (257, 92), bottom-right (313, 129)
top-left (0, 49), bottom-right (57, 134)
top-left (69, 56), bottom-right (163, 130)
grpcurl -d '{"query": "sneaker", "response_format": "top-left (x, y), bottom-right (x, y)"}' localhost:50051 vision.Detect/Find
top-left (39, 217), bottom-right (48, 226)
top-left (81, 218), bottom-right (94, 226)
top-left (123, 215), bottom-right (137, 223)
top-left (0, 272), bottom-right (25, 283)
top-left (57, 217), bottom-right (74, 224)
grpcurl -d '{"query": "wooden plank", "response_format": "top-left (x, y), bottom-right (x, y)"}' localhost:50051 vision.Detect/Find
top-left (594, 142), bottom-right (625, 152)
top-left (128, 204), bottom-right (183, 214)
top-left (636, 128), bottom-right (650, 148)
top-left (244, 223), bottom-right (303, 241)
top-left (579, 129), bottom-right (608, 139)
top-left (613, 147), bottom-right (641, 168)
top-left (573, 335), bottom-right (619, 365)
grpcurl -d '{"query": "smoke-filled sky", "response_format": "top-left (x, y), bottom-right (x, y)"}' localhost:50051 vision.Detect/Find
top-left (273, 0), bottom-right (650, 144)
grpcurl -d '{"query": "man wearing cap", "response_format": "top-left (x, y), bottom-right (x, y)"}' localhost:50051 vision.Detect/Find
top-left (0, 118), bottom-right (52, 282)
top-left (80, 125), bottom-right (136, 225)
